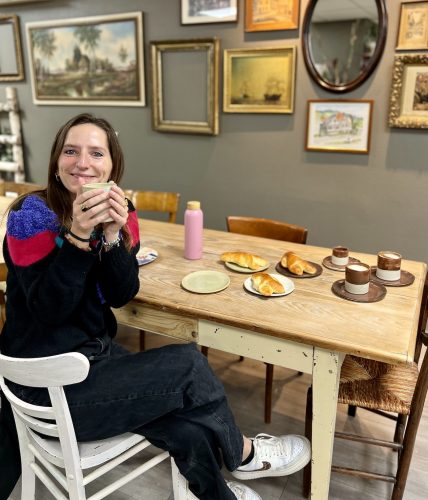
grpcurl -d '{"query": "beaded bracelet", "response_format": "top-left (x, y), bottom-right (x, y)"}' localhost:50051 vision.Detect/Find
top-left (102, 234), bottom-right (121, 252)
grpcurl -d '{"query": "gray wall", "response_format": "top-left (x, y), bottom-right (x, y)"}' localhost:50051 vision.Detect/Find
top-left (0, 0), bottom-right (427, 262)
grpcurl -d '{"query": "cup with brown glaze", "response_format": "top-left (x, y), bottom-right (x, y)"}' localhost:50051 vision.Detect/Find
top-left (345, 263), bottom-right (370, 294)
top-left (331, 246), bottom-right (349, 266)
top-left (376, 251), bottom-right (401, 281)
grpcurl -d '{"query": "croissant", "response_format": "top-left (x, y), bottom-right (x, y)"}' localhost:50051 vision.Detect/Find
top-left (281, 251), bottom-right (317, 276)
top-left (251, 273), bottom-right (284, 296)
top-left (220, 251), bottom-right (268, 270)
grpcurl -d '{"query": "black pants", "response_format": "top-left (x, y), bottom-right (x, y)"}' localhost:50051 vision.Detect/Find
top-left (11, 342), bottom-right (243, 500)
top-left (0, 394), bottom-right (21, 500)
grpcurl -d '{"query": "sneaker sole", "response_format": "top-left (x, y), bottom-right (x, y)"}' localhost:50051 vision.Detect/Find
top-left (231, 437), bottom-right (311, 481)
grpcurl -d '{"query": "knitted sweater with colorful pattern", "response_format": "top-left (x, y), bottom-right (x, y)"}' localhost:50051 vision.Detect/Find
top-left (0, 195), bottom-right (140, 359)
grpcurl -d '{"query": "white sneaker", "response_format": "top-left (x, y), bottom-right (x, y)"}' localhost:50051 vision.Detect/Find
top-left (226, 480), bottom-right (262, 500)
top-left (231, 433), bottom-right (311, 480)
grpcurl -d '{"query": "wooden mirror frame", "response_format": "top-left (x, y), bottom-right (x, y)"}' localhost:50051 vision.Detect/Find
top-left (302, 0), bottom-right (387, 93)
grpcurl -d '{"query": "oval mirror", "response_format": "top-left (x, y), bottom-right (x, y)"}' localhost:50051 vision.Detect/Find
top-left (302, 0), bottom-right (387, 93)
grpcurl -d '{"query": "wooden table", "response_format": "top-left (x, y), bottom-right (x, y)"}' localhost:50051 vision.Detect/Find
top-left (114, 219), bottom-right (426, 499)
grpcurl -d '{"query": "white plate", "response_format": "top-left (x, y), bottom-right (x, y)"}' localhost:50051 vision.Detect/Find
top-left (244, 273), bottom-right (295, 297)
top-left (136, 247), bottom-right (158, 266)
top-left (181, 270), bottom-right (230, 294)
top-left (224, 261), bottom-right (269, 273)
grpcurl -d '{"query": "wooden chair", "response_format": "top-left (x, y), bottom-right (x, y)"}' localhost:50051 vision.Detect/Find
top-left (124, 190), bottom-right (180, 223)
top-left (202, 215), bottom-right (308, 424)
top-left (123, 190), bottom-right (180, 350)
top-left (0, 351), bottom-right (188, 500)
top-left (303, 279), bottom-right (428, 500)
top-left (3, 181), bottom-right (44, 198)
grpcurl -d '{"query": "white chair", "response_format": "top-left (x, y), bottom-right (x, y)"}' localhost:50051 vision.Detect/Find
top-left (0, 351), bottom-right (188, 500)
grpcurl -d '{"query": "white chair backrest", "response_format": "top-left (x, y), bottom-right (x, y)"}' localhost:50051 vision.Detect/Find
top-left (0, 352), bottom-right (91, 487)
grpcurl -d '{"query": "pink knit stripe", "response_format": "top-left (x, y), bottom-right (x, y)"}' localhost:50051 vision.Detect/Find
top-left (8, 231), bottom-right (57, 266)
top-left (126, 211), bottom-right (140, 247)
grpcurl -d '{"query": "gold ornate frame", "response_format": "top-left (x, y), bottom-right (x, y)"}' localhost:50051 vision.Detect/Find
top-left (0, 15), bottom-right (24, 82)
top-left (151, 38), bottom-right (219, 135)
top-left (245, 0), bottom-right (300, 32)
top-left (389, 53), bottom-right (428, 129)
top-left (223, 46), bottom-right (296, 114)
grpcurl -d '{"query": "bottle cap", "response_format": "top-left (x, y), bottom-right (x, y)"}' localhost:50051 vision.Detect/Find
top-left (187, 201), bottom-right (201, 210)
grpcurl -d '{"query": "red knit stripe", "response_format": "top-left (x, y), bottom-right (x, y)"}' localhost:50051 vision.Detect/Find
top-left (126, 211), bottom-right (140, 248)
top-left (8, 231), bottom-right (57, 266)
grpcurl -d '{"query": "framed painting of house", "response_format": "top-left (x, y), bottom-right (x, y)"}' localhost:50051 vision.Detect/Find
top-left (305, 100), bottom-right (373, 153)
top-left (223, 46), bottom-right (296, 113)
top-left (26, 12), bottom-right (145, 106)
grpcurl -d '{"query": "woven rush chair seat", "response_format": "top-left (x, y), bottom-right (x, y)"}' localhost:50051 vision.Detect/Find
top-left (339, 355), bottom-right (419, 414)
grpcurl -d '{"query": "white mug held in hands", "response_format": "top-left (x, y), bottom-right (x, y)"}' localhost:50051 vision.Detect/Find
top-left (184, 201), bottom-right (203, 260)
top-left (82, 182), bottom-right (115, 222)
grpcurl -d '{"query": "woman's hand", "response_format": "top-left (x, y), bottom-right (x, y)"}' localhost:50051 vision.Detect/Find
top-left (71, 187), bottom-right (112, 240)
top-left (102, 184), bottom-right (129, 242)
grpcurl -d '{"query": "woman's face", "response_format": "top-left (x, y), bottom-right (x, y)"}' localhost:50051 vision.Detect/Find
top-left (57, 123), bottom-right (113, 197)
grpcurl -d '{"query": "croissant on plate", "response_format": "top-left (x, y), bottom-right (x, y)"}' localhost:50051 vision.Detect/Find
top-left (251, 272), bottom-right (284, 296)
top-left (220, 251), bottom-right (267, 270)
top-left (280, 251), bottom-right (317, 276)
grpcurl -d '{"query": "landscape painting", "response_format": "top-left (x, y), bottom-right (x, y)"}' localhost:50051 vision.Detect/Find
top-left (26, 12), bottom-right (145, 106)
top-left (306, 100), bottom-right (373, 153)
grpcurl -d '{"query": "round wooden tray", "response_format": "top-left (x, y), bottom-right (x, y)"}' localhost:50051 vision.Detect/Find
top-left (275, 262), bottom-right (323, 279)
top-left (370, 267), bottom-right (415, 287)
top-left (332, 279), bottom-right (387, 303)
top-left (323, 255), bottom-right (360, 272)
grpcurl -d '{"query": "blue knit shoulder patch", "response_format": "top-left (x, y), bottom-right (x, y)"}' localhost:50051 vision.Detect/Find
top-left (7, 195), bottom-right (61, 240)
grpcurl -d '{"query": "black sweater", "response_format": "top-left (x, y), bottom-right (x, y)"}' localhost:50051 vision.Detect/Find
top-left (0, 195), bottom-right (140, 359)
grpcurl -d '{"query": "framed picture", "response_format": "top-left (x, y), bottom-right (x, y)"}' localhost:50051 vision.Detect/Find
top-left (151, 38), bottom-right (219, 135)
top-left (26, 12), bottom-right (145, 106)
top-left (389, 53), bottom-right (428, 128)
top-left (181, 0), bottom-right (238, 25)
top-left (0, 15), bottom-right (24, 82)
top-left (223, 46), bottom-right (296, 114)
top-left (305, 100), bottom-right (373, 154)
top-left (396, 1), bottom-right (428, 50)
top-left (245, 0), bottom-right (300, 32)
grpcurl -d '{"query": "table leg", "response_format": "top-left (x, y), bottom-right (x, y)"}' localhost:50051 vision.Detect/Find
top-left (311, 348), bottom-right (344, 499)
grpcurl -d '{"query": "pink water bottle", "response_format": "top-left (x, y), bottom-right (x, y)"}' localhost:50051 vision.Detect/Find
top-left (184, 201), bottom-right (203, 260)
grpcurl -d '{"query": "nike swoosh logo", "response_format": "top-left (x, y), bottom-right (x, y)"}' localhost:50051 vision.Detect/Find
top-left (252, 461), bottom-right (271, 471)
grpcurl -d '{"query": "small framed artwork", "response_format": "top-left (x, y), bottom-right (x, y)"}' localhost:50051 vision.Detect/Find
top-left (245, 0), bottom-right (300, 32)
top-left (0, 14), bottom-right (24, 82)
top-left (151, 38), bottom-right (219, 135)
top-left (305, 100), bottom-right (373, 154)
top-left (389, 53), bottom-right (428, 128)
top-left (396, 1), bottom-right (428, 50)
top-left (26, 12), bottom-right (145, 106)
top-left (181, 0), bottom-right (238, 25)
top-left (223, 46), bottom-right (296, 114)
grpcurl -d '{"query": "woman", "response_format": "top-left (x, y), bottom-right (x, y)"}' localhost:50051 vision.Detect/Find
top-left (0, 113), bottom-right (310, 500)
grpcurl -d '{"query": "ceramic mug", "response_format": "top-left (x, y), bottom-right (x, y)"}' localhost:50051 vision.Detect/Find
top-left (345, 263), bottom-right (370, 295)
top-left (331, 246), bottom-right (349, 266)
top-left (82, 182), bottom-right (115, 222)
top-left (376, 251), bottom-right (401, 281)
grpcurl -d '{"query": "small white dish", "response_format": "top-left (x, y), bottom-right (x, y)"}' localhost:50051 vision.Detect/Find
top-left (136, 247), bottom-right (158, 266)
top-left (244, 273), bottom-right (295, 297)
top-left (181, 270), bottom-right (230, 294)
top-left (224, 261), bottom-right (269, 274)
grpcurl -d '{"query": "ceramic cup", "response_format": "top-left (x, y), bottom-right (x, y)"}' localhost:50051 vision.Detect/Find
top-left (345, 263), bottom-right (371, 295)
top-left (82, 182), bottom-right (114, 222)
top-left (331, 246), bottom-right (349, 266)
top-left (376, 251), bottom-right (402, 281)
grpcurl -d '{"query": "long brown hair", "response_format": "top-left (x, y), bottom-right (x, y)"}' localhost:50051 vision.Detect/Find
top-left (11, 113), bottom-right (131, 249)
